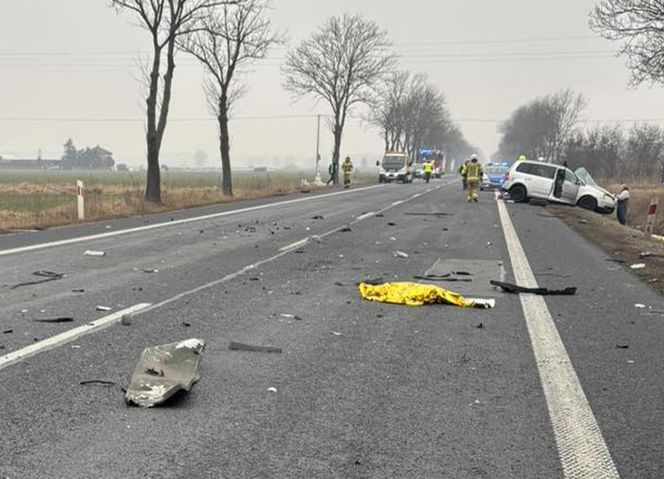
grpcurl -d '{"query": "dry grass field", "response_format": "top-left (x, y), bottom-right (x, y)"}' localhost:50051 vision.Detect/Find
top-left (0, 169), bottom-right (345, 231)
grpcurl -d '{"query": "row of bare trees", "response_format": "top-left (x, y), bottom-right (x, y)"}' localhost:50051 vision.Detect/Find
top-left (367, 72), bottom-right (474, 162)
top-left (563, 124), bottom-right (664, 180)
top-left (111, 3), bottom-right (474, 201)
top-left (496, 89), bottom-right (586, 164)
top-left (111, 0), bottom-right (280, 201)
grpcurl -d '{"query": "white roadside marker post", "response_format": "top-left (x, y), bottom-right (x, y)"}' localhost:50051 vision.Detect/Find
top-left (645, 198), bottom-right (658, 236)
top-left (76, 180), bottom-right (85, 221)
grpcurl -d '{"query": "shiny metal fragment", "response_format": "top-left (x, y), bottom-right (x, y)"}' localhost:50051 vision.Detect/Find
top-left (125, 338), bottom-right (205, 408)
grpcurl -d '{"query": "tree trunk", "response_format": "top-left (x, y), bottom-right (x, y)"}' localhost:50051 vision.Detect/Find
top-left (218, 100), bottom-right (233, 197)
top-left (332, 125), bottom-right (343, 185)
top-left (145, 40), bottom-right (163, 203)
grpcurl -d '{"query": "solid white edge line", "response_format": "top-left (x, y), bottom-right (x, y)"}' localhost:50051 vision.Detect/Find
top-left (356, 211), bottom-right (376, 221)
top-left (496, 193), bottom-right (620, 478)
top-left (0, 184), bottom-right (387, 257)
top-left (0, 303), bottom-right (152, 372)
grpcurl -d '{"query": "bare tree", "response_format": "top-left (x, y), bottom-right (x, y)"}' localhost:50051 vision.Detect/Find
top-left (283, 14), bottom-right (394, 184)
top-left (546, 89), bottom-right (587, 162)
top-left (180, 0), bottom-right (280, 197)
top-left (591, 1), bottom-right (664, 86)
top-left (111, 0), bottom-right (233, 202)
top-left (368, 71), bottom-right (410, 151)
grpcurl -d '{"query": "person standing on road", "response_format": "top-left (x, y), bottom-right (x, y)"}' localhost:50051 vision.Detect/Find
top-left (342, 156), bottom-right (354, 188)
top-left (327, 162), bottom-right (337, 185)
top-left (517, 154), bottom-right (527, 162)
top-left (616, 185), bottom-right (630, 225)
top-left (459, 160), bottom-right (469, 190)
top-left (464, 154), bottom-right (483, 203)
top-left (423, 161), bottom-right (433, 183)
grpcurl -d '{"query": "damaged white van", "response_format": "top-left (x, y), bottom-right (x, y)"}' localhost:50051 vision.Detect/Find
top-left (502, 160), bottom-right (616, 213)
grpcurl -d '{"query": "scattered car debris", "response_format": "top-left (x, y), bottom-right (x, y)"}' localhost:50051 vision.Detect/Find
top-left (412, 275), bottom-right (472, 283)
top-left (181, 322), bottom-right (191, 327)
top-left (84, 250), bottom-right (106, 257)
top-left (389, 236), bottom-right (397, 241)
top-left (11, 271), bottom-right (66, 290)
top-left (358, 282), bottom-right (495, 309)
top-left (280, 313), bottom-right (303, 321)
top-left (125, 338), bottom-right (205, 408)
top-left (393, 251), bottom-right (409, 258)
top-left (476, 323), bottom-right (485, 329)
top-left (72, 289), bottom-right (85, 293)
top-left (640, 251), bottom-right (664, 259)
top-left (634, 304), bottom-right (646, 309)
top-left (3, 329), bottom-right (14, 334)
top-left (229, 341), bottom-right (282, 353)
top-left (340, 226), bottom-right (352, 232)
top-left (33, 317), bottom-right (74, 323)
top-left (80, 380), bottom-right (116, 387)
top-left (387, 222), bottom-right (397, 226)
top-left (375, 213), bottom-right (385, 218)
top-left (357, 277), bottom-right (385, 286)
top-left (334, 282), bottom-right (345, 287)
top-left (616, 344), bottom-right (630, 349)
top-left (404, 212), bottom-right (452, 217)
top-left (490, 280), bottom-right (577, 296)
top-left (630, 263), bottom-right (646, 270)
top-left (96, 306), bottom-right (112, 312)
top-left (311, 215), bottom-right (324, 220)
top-left (141, 268), bottom-right (159, 274)
top-left (267, 387), bottom-right (277, 393)
top-left (331, 331), bottom-right (343, 336)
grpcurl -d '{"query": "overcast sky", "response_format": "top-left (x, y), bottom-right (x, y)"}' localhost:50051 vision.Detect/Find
top-left (1, 0), bottom-right (664, 168)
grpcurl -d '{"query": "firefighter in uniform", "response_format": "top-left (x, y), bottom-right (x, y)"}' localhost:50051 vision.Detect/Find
top-left (423, 161), bottom-right (433, 183)
top-left (463, 154), bottom-right (483, 202)
top-left (342, 156), bottom-right (354, 188)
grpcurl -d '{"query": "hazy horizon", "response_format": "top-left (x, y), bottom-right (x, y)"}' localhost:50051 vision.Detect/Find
top-left (2, 0), bottom-right (664, 169)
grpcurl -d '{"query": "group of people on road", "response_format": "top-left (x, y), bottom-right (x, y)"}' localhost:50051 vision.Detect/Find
top-left (326, 157), bottom-right (354, 188)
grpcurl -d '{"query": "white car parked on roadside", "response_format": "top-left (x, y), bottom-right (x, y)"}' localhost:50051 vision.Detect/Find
top-left (502, 160), bottom-right (616, 213)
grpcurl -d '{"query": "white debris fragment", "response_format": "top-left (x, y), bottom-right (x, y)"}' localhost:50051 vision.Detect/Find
top-left (175, 338), bottom-right (204, 350)
top-left (267, 387), bottom-right (277, 393)
top-left (389, 236), bottom-right (397, 242)
top-left (393, 251), bottom-right (409, 258)
top-left (84, 250), bottom-right (106, 257)
top-left (634, 304), bottom-right (646, 309)
top-left (332, 331), bottom-right (343, 336)
top-left (631, 263), bottom-right (646, 270)
top-left (96, 306), bottom-right (112, 312)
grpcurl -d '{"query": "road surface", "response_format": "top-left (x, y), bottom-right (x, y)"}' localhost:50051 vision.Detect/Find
top-left (1, 180), bottom-right (662, 478)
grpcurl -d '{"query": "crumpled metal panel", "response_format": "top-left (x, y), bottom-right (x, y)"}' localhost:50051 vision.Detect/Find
top-left (125, 338), bottom-right (205, 408)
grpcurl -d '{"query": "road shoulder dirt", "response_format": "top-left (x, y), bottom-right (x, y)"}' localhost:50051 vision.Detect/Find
top-left (550, 204), bottom-right (664, 295)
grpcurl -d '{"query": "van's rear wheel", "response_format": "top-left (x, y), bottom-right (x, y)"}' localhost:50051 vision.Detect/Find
top-left (578, 196), bottom-right (597, 211)
top-left (509, 184), bottom-right (527, 203)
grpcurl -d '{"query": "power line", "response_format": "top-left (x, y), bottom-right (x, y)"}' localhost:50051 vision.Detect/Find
top-left (0, 114), bottom-right (329, 123)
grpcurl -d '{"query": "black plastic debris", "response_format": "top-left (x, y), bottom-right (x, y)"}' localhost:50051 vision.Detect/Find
top-left (311, 215), bottom-right (324, 220)
top-left (125, 338), bottom-right (205, 408)
top-left (357, 277), bottom-right (384, 286)
top-left (72, 289), bottom-right (85, 293)
top-left (33, 317), bottom-right (75, 323)
top-left (340, 226), bottom-right (352, 232)
top-left (11, 271), bottom-right (65, 290)
top-left (476, 323), bottom-right (485, 329)
top-left (404, 212), bottom-right (452, 217)
top-left (387, 222), bottom-right (397, 226)
top-left (490, 280), bottom-right (577, 296)
top-left (616, 344), bottom-right (629, 349)
top-left (2, 329), bottom-right (13, 334)
top-left (80, 380), bottom-right (116, 387)
top-left (375, 213), bottom-right (385, 218)
top-left (229, 342), bottom-right (282, 354)
top-left (413, 275), bottom-right (472, 283)
top-left (334, 281), bottom-right (345, 287)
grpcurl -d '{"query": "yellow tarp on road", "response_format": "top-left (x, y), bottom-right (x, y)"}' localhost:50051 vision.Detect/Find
top-left (358, 282), bottom-right (494, 309)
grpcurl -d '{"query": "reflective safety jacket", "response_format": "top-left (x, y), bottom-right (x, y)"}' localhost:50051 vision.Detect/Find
top-left (464, 162), bottom-right (482, 181)
top-left (423, 162), bottom-right (433, 174)
top-left (342, 160), bottom-right (353, 174)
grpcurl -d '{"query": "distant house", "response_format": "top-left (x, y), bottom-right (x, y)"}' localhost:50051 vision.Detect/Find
top-left (0, 157), bottom-right (62, 170)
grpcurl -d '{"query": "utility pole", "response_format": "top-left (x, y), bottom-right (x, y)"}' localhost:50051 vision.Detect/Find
top-left (314, 114), bottom-right (322, 184)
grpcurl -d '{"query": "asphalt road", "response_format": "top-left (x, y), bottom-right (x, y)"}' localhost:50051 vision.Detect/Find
top-left (1, 180), bottom-right (662, 478)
